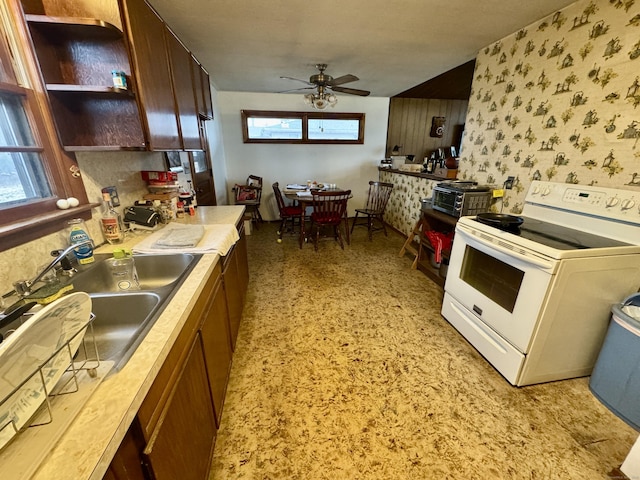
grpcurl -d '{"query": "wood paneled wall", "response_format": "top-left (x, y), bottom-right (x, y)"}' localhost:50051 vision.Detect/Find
top-left (386, 98), bottom-right (468, 162)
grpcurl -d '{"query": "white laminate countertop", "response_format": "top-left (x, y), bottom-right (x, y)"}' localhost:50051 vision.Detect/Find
top-left (30, 206), bottom-right (245, 480)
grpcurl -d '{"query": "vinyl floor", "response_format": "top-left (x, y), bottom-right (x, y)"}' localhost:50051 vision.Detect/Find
top-left (209, 221), bottom-right (637, 480)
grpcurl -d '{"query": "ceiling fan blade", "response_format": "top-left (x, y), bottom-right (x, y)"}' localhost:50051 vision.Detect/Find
top-left (331, 86), bottom-right (370, 96)
top-left (329, 74), bottom-right (359, 86)
top-left (277, 87), bottom-right (315, 93)
top-left (280, 76), bottom-right (314, 86)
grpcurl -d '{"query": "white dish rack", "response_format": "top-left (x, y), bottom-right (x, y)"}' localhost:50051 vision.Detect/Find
top-left (0, 309), bottom-right (113, 479)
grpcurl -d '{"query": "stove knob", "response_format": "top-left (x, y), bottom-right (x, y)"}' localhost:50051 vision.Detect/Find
top-left (621, 199), bottom-right (636, 210)
top-left (532, 185), bottom-right (541, 194)
top-left (541, 186), bottom-right (551, 196)
top-left (606, 196), bottom-right (620, 208)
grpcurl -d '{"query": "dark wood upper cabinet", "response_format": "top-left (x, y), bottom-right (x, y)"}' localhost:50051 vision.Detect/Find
top-left (191, 55), bottom-right (213, 120)
top-left (200, 65), bottom-right (214, 120)
top-left (120, 0), bottom-right (180, 150)
top-left (165, 26), bottom-right (202, 150)
top-left (19, 0), bottom-right (213, 151)
top-left (23, 14), bottom-right (146, 150)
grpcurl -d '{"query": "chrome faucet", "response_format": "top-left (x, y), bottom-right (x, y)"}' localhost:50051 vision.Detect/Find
top-left (7, 238), bottom-right (94, 298)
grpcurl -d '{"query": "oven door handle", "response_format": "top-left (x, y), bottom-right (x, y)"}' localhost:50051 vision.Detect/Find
top-left (456, 227), bottom-right (555, 270)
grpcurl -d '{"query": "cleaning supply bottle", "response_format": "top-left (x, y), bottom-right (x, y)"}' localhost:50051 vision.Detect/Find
top-left (187, 180), bottom-right (198, 208)
top-left (106, 248), bottom-right (139, 291)
top-left (100, 191), bottom-right (125, 244)
top-left (68, 218), bottom-right (95, 265)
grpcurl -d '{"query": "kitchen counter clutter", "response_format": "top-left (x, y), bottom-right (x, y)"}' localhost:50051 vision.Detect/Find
top-left (23, 206), bottom-right (247, 480)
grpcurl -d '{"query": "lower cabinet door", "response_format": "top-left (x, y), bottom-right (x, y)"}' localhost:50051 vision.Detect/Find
top-left (222, 245), bottom-right (243, 351)
top-left (200, 277), bottom-right (232, 427)
top-left (103, 421), bottom-right (146, 480)
top-left (143, 335), bottom-right (216, 480)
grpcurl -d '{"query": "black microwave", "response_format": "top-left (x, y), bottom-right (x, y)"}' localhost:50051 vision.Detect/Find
top-left (431, 183), bottom-right (491, 217)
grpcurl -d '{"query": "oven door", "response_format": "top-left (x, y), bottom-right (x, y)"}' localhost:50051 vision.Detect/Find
top-left (443, 224), bottom-right (556, 353)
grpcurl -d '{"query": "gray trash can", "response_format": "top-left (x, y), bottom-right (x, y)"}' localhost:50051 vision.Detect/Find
top-left (590, 293), bottom-right (640, 431)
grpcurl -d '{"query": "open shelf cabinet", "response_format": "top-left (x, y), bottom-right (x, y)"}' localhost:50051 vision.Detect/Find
top-left (24, 12), bottom-right (146, 150)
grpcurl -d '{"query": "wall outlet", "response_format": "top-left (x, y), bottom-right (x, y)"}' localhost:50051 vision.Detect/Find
top-left (504, 176), bottom-right (515, 190)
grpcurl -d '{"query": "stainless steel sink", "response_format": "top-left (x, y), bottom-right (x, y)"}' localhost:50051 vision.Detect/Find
top-left (71, 253), bottom-right (198, 293)
top-left (80, 292), bottom-right (161, 368)
top-left (0, 253), bottom-right (201, 371)
top-left (72, 253), bottom-right (201, 370)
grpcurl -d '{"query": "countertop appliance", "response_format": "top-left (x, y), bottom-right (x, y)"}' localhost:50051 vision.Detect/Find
top-left (432, 181), bottom-right (491, 218)
top-left (441, 180), bottom-right (640, 386)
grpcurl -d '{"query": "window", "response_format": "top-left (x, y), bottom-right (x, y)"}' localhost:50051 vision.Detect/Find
top-left (0, 1), bottom-right (90, 251)
top-left (0, 92), bottom-right (52, 208)
top-left (241, 110), bottom-right (365, 144)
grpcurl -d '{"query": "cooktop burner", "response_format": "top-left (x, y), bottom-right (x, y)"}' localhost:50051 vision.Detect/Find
top-left (470, 216), bottom-right (632, 250)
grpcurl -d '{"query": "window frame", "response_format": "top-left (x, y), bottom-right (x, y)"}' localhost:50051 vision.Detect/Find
top-left (241, 110), bottom-right (365, 144)
top-left (0, 0), bottom-right (91, 252)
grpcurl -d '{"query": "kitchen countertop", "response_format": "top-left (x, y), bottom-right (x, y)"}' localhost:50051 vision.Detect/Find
top-left (30, 206), bottom-right (245, 480)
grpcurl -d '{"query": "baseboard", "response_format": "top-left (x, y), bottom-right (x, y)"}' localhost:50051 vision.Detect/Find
top-left (609, 467), bottom-right (629, 480)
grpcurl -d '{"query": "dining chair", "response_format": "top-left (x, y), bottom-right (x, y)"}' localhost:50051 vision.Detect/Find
top-left (233, 175), bottom-right (263, 228)
top-left (309, 189), bottom-right (351, 251)
top-left (272, 182), bottom-right (302, 243)
top-left (351, 181), bottom-right (394, 240)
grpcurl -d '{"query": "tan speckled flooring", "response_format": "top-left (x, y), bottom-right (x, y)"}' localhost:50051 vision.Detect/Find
top-left (210, 222), bottom-right (637, 479)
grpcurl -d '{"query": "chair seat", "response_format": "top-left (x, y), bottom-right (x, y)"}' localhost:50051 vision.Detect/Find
top-left (282, 205), bottom-right (303, 216)
top-left (310, 212), bottom-right (342, 225)
top-left (354, 208), bottom-right (383, 215)
top-left (236, 199), bottom-right (261, 206)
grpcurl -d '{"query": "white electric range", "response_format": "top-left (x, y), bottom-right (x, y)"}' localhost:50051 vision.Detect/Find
top-left (441, 181), bottom-right (640, 386)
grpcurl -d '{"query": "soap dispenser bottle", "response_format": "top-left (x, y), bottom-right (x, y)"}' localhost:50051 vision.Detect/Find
top-left (106, 248), bottom-right (140, 291)
top-left (68, 218), bottom-right (95, 265)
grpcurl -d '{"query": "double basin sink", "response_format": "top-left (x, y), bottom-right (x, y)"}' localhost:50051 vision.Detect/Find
top-left (1, 253), bottom-right (201, 372)
top-left (75, 253), bottom-right (201, 370)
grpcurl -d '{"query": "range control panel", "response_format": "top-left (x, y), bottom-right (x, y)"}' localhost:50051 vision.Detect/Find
top-left (525, 181), bottom-right (640, 225)
top-left (522, 180), bottom-right (640, 237)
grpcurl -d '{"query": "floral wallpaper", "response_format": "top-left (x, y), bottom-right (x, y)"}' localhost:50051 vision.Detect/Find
top-left (380, 170), bottom-right (439, 235)
top-left (460, 0), bottom-right (640, 214)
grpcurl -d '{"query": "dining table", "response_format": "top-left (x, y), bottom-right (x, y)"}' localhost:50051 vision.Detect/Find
top-left (283, 185), bottom-right (352, 248)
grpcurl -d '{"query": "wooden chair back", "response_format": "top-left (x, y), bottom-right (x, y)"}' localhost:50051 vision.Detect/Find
top-left (311, 190), bottom-right (351, 225)
top-left (272, 182), bottom-right (286, 213)
top-left (364, 181), bottom-right (393, 214)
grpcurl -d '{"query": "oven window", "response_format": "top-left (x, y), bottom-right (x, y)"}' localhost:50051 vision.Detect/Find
top-left (460, 245), bottom-right (524, 312)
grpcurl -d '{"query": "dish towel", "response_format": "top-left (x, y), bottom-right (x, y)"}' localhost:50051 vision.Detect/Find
top-left (425, 230), bottom-right (454, 264)
top-left (133, 224), bottom-right (240, 256)
top-left (155, 225), bottom-right (205, 248)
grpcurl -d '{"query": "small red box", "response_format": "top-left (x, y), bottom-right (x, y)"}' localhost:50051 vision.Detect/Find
top-left (140, 171), bottom-right (178, 183)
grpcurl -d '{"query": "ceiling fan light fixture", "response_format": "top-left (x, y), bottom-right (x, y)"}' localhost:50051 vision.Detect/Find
top-left (286, 64), bottom-right (368, 108)
top-left (304, 92), bottom-right (337, 110)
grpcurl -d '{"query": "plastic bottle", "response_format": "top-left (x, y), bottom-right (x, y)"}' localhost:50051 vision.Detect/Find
top-left (106, 248), bottom-right (140, 291)
top-left (68, 218), bottom-right (95, 265)
top-left (187, 180), bottom-right (198, 208)
top-left (100, 192), bottom-right (125, 244)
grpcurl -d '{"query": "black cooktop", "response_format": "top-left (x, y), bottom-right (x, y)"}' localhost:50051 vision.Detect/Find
top-left (471, 216), bottom-right (631, 250)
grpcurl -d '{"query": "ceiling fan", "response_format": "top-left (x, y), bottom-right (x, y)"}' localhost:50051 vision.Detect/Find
top-left (280, 63), bottom-right (370, 109)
